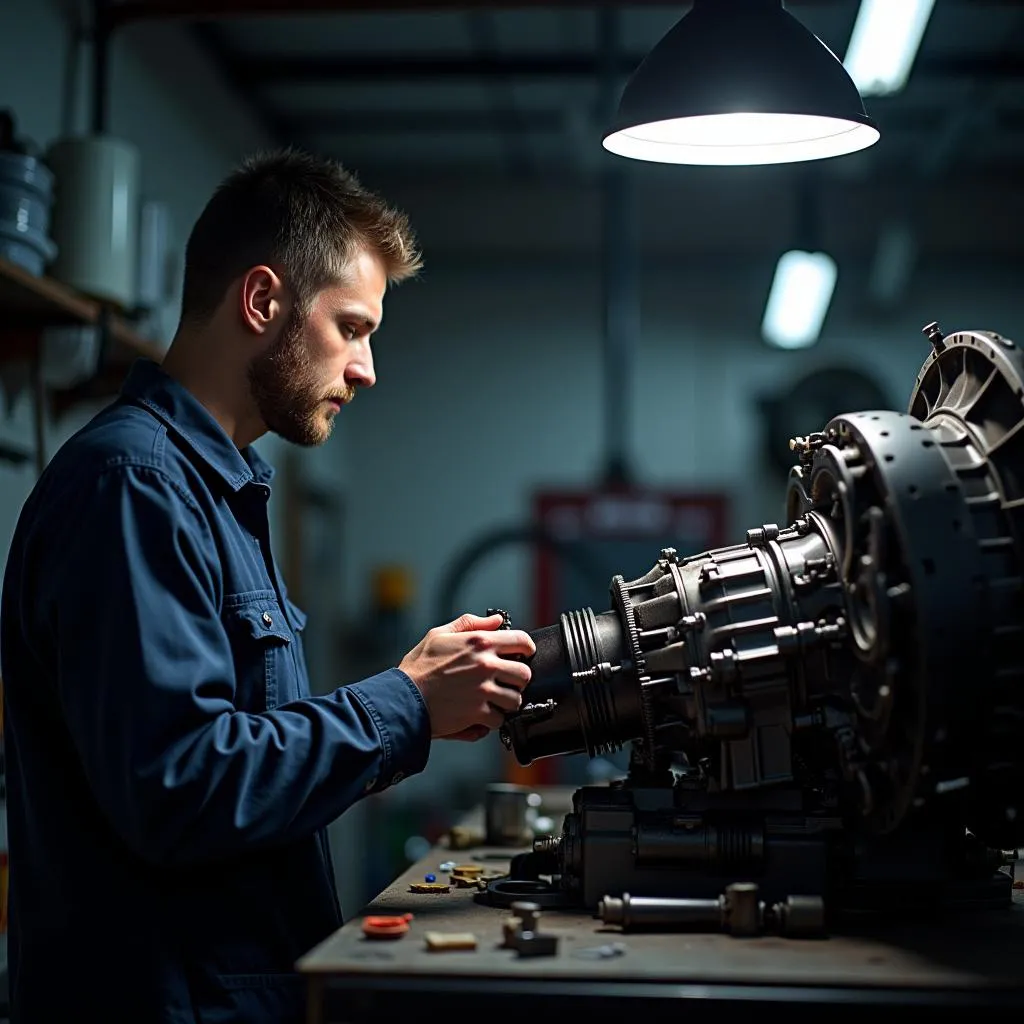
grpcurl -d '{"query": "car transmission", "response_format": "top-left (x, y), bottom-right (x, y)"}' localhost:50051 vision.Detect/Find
top-left (493, 324), bottom-right (1023, 920)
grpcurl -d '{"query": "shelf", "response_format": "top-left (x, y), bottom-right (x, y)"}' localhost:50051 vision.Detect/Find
top-left (0, 256), bottom-right (164, 364)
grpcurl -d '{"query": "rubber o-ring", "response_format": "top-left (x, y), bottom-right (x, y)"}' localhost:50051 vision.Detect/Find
top-left (362, 913), bottom-right (414, 939)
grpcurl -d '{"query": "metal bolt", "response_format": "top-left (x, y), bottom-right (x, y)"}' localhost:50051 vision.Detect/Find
top-left (922, 321), bottom-right (945, 351)
top-left (533, 835), bottom-right (559, 855)
top-left (510, 901), bottom-right (541, 932)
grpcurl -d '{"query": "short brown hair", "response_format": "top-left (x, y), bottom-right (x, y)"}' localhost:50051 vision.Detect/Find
top-left (180, 148), bottom-right (422, 323)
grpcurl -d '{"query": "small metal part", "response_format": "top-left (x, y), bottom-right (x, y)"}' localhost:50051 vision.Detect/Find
top-left (573, 942), bottom-right (627, 960)
top-left (512, 930), bottom-right (559, 957)
top-left (532, 834), bottom-right (559, 855)
top-left (723, 882), bottom-right (761, 936)
top-left (745, 523), bottom-right (780, 547)
top-left (424, 931), bottom-right (478, 952)
top-left (501, 916), bottom-right (523, 948)
top-left (450, 863), bottom-right (482, 876)
top-left (770, 894), bottom-right (826, 937)
top-left (409, 882), bottom-right (450, 894)
top-left (922, 320), bottom-right (945, 351)
top-left (510, 900), bottom-right (541, 932)
top-left (788, 433), bottom-right (826, 460)
top-left (486, 607), bottom-right (513, 629)
top-left (501, 902), bottom-right (559, 957)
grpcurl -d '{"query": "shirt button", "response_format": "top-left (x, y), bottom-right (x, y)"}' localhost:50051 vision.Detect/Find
top-left (364, 778), bottom-right (377, 793)
top-left (391, 771), bottom-right (405, 785)
top-left (262, 612), bottom-right (273, 627)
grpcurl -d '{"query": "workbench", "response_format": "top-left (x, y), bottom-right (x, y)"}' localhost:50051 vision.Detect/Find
top-left (298, 787), bottom-right (1024, 1023)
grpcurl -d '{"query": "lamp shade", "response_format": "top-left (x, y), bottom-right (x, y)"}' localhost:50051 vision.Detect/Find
top-left (603, 0), bottom-right (880, 166)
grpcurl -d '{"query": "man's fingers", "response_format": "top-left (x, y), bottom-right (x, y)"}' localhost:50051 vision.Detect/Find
top-left (489, 659), bottom-right (532, 691)
top-left (485, 629), bottom-right (537, 657)
top-left (438, 612), bottom-right (505, 634)
top-left (483, 683), bottom-right (523, 714)
top-left (480, 705), bottom-right (506, 731)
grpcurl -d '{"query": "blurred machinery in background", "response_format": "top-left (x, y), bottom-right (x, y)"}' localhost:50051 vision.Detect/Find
top-left (494, 324), bottom-right (1024, 921)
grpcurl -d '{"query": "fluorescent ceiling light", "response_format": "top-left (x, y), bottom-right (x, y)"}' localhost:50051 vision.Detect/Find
top-left (843, 0), bottom-right (937, 97)
top-left (762, 251), bottom-right (838, 350)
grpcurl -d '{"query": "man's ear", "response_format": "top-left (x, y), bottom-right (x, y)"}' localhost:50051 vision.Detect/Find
top-left (239, 265), bottom-right (286, 335)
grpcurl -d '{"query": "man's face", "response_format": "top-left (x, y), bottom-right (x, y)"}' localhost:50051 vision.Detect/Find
top-left (248, 247), bottom-right (387, 446)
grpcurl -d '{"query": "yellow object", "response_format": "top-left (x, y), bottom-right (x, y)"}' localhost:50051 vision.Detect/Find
top-left (424, 932), bottom-right (478, 951)
top-left (372, 565), bottom-right (414, 610)
top-left (447, 826), bottom-right (483, 850)
top-left (409, 882), bottom-right (450, 894)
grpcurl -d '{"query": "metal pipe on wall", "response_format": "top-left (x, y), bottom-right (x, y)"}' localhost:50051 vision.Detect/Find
top-left (599, 5), bottom-right (638, 486)
top-left (92, 0), bottom-right (111, 133)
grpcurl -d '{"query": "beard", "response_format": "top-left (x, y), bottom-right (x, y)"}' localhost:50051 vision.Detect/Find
top-left (247, 307), bottom-right (353, 447)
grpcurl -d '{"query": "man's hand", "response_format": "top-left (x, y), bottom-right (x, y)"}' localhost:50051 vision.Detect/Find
top-left (399, 612), bottom-right (536, 741)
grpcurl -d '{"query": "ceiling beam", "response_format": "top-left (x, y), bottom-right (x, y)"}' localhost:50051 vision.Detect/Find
top-left (107, 0), bottom-right (1018, 29)
top-left (230, 52), bottom-right (1024, 84)
top-left (190, 22), bottom-right (288, 143)
top-left (282, 107), bottom-right (1024, 136)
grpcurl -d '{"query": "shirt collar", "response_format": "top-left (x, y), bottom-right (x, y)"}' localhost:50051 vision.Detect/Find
top-left (120, 358), bottom-right (275, 492)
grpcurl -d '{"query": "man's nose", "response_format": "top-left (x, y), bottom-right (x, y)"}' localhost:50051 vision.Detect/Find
top-left (346, 352), bottom-right (376, 389)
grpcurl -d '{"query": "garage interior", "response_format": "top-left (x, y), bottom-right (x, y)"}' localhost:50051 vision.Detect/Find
top-left (0, 1), bottom-right (1023, 1021)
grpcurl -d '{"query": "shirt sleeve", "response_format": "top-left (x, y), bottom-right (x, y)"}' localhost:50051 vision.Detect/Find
top-left (37, 463), bottom-right (432, 867)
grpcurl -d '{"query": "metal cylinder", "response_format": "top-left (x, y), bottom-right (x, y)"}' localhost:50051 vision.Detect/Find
top-left (723, 882), bottom-right (762, 936)
top-left (46, 134), bottom-right (140, 309)
top-left (598, 893), bottom-right (723, 930)
top-left (773, 894), bottom-right (826, 936)
top-left (0, 151), bottom-right (57, 275)
top-left (634, 821), bottom-right (764, 869)
top-left (510, 901), bottom-right (541, 932)
top-left (485, 783), bottom-right (530, 846)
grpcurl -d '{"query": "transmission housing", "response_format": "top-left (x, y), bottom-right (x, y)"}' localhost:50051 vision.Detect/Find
top-left (499, 325), bottom-right (1024, 914)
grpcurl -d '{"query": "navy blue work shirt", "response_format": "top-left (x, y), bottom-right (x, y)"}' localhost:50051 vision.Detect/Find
top-left (0, 358), bottom-right (432, 1023)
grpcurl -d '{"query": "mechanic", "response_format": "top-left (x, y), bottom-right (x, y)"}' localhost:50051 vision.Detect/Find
top-left (0, 148), bottom-right (535, 1024)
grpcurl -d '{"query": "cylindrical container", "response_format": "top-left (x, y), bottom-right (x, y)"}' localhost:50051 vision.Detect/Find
top-left (485, 783), bottom-right (530, 846)
top-left (136, 197), bottom-right (171, 312)
top-left (46, 134), bottom-right (140, 308)
top-left (0, 150), bottom-right (58, 276)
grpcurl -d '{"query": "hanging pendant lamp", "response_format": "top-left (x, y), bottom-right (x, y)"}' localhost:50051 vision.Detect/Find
top-left (603, 0), bottom-right (880, 166)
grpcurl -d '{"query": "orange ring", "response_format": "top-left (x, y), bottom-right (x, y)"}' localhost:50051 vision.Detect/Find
top-left (362, 913), bottom-right (414, 939)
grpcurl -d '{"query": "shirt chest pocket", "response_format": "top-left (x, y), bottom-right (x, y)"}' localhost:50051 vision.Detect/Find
top-left (224, 594), bottom-right (307, 711)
